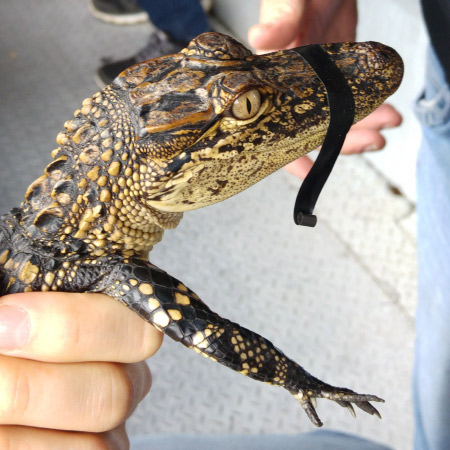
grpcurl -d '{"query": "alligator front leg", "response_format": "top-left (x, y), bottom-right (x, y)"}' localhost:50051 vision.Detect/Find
top-left (93, 256), bottom-right (383, 427)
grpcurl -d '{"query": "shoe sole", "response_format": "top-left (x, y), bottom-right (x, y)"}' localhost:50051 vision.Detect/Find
top-left (201, 0), bottom-right (213, 13)
top-left (88, 1), bottom-right (149, 25)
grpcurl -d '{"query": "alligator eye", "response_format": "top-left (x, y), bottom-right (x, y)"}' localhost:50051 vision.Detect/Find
top-left (231, 89), bottom-right (261, 120)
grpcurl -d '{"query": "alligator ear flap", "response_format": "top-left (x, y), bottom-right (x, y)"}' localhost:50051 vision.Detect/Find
top-left (113, 60), bottom-right (160, 89)
top-left (113, 55), bottom-right (183, 90)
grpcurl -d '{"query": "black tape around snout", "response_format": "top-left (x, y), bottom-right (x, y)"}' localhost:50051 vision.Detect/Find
top-left (290, 45), bottom-right (355, 227)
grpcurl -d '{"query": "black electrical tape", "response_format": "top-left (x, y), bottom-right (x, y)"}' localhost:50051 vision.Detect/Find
top-left (290, 45), bottom-right (355, 226)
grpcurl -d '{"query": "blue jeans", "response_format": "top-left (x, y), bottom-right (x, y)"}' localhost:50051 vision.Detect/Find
top-left (414, 45), bottom-right (450, 450)
top-left (136, 0), bottom-right (209, 42)
top-left (130, 431), bottom-right (392, 450)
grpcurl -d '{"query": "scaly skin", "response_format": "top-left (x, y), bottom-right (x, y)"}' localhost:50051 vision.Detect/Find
top-left (0, 33), bottom-right (403, 427)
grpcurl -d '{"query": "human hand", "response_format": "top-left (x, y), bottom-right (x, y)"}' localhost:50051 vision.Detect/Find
top-left (248, 0), bottom-right (357, 53)
top-left (0, 292), bottom-right (163, 449)
top-left (284, 104), bottom-right (403, 179)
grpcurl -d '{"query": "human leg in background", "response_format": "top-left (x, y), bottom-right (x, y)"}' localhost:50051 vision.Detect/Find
top-left (136, 0), bottom-right (209, 43)
top-left (130, 431), bottom-right (393, 450)
top-left (93, 0), bottom-right (210, 86)
top-left (414, 45), bottom-right (450, 450)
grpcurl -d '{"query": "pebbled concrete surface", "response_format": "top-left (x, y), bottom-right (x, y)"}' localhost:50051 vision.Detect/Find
top-left (0, 1), bottom-right (417, 448)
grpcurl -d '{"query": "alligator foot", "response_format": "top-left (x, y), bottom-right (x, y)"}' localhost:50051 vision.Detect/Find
top-left (292, 383), bottom-right (384, 427)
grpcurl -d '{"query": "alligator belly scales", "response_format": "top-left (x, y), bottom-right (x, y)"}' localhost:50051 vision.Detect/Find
top-left (0, 33), bottom-right (403, 427)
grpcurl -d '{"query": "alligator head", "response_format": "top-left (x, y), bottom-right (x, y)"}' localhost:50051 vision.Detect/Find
top-left (110, 33), bottom-right (403, 215)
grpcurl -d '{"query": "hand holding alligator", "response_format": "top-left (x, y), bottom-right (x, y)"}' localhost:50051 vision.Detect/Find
top-left (0, 291), bottom-right (162, 448)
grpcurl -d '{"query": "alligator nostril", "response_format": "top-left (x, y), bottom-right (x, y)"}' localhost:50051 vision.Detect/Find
top-left (379, 50), bottom-right (391, 62)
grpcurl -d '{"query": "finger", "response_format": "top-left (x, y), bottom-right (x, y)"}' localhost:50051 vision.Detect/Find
top-left (341, 128), bottom-right (387, 155)
top-left (352, 103), bottom-right (402, 131)
top-left (0, 423), bottom-right (129, 450)
top-left (285, 128), bottom-right (386, 178)
top-left (321, 0), bottom-right (357, 43)
top-left (248, 0), bottom-right (305, 51)
top-left (0, 291), bottom-right (163, 363)
top-left (0, 355), bottom-right (150, 432)
top-left (284, 155), bottom-right (314, 179)
top-left (284, 103), bottom-right (402, 179)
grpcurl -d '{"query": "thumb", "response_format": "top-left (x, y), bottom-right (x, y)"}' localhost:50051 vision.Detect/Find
top-left (248, 0), bottom-right (305, 51)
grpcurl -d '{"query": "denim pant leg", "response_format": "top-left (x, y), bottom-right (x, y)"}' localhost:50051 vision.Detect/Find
top-left (136, 0), bottom-right (209, 42)
top-left (130, 431), bottom-right (392, 450)
top-left (414, 45), bottom-right (450, 450)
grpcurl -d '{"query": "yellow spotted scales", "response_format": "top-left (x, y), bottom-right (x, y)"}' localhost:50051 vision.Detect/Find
top-left (0, 33), bottom-right (403, 427)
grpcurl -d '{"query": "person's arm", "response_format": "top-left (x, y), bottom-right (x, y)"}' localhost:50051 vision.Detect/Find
top-left (0, 291), bottom-right (163, 449)
top-left (249, 0), bottom-right (402, 178)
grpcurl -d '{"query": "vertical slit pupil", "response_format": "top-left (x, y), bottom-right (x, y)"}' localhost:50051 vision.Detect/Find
top-left (246, 97), bottom-right (252, 114)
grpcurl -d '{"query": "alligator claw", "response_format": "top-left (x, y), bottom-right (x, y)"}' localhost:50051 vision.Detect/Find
top-left (354, 400), bottom-right (383, 418)
top-left (293, 386), bottom-right (384, 426)
top-left (336, 400), bottom-right (356, 418)
top-left (298, 396), bottom-right (323, 427)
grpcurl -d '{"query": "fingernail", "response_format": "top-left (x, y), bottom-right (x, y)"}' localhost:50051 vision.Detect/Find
top-left (0, 305), bottom-right (30, 350)
top-left (364, 144), bottom-right (382, 152)
top-left (382, 122), bottom-right (400, 129)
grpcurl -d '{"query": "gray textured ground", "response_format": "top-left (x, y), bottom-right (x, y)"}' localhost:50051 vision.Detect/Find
top-left (0, 1), bottom-right (416, 448)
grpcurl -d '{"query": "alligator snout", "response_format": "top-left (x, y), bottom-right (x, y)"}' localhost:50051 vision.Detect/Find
top-left (317, 41), bottom-right (404, 121)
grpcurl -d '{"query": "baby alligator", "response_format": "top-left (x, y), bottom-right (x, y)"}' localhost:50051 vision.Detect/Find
top-left (0, 32), bottom-right (403, 427)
